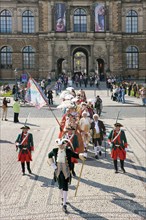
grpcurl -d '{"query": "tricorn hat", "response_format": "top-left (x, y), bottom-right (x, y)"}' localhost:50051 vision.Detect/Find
top-left (65, 127), bottom-right (75, 131)
top-left (114, 123), bottom-right (123, 127)
top-left (21, 125), bottom-right (30, 129)
top-left (55, 138), bottom-right (70, 146)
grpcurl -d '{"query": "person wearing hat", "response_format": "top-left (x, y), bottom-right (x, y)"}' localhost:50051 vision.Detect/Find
top-left (108, 123), bottom-right (128, 173)
top-left (48, 138), bottom-right (87, 213)
top-left (15, 126), bottom-right (34, 175)
top-left (91, 114), bottom-right (106, 159)
top-left (63, 127), bottom-right (82, 177)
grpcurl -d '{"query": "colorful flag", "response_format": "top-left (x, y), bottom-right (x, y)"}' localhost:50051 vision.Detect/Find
top-left (25, 78), bottom-right (47, 109)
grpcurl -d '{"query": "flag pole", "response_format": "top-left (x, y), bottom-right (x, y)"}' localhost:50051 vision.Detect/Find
top-left (115, 110), bottom-right (121, 123)
top-left (32, 78), bottom-right (61, 127)
top-left (26, 73), bottom-right (61, 127)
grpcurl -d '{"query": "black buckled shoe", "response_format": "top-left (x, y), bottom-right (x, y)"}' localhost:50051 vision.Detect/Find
top-left (122, 168), bottom-right (126, 173)
top-left (62, 205), bottom-right (68, 213)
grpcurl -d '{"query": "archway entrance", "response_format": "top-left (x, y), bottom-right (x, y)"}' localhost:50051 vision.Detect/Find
top-left (96, 58), bottom-right (105, 81)
top-left (57, 58), bottom-right (67, 75)
top-left (73, 48), bottom-right (88, 77)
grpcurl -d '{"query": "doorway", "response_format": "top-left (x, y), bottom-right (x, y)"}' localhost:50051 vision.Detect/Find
top-left (96, 58), bottom-right (105, 81)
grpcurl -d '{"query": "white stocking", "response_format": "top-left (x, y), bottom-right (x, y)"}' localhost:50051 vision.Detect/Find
top-left (98, 146), bottom-right (101, 152)
top-left (63, 191), bottom-right (67, 206)
top-left (94, 146), bottom-right (98, 155)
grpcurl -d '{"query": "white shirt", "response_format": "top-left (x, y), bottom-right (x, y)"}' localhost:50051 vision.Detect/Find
top-left (95, 121), bottom-right (100, 133)
top-left (57, 149), bottom-right (66, 163)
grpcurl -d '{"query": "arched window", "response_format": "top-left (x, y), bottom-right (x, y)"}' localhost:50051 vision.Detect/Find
top-left (0, 10), bottom-right (12, 33)
top-left (22, 10), bottom-right (34, 33)
top-left (0, 46), bottom-right (12, 69)
top-left (74, 8), bottom-right (87, 32)
top-left (126, 10), bottom-right (138, 33)
top-left (126, 46), bottom-right (138, 69)
top-left (22, 46), bottom-right (35, 69)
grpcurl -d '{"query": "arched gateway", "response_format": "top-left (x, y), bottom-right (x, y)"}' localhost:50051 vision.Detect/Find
top-left (72, 46), bottom-right (89, 77)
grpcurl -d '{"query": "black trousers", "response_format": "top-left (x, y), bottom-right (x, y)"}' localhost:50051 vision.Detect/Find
top-left (113, 159), bottom-right (125, 171)
top-left (14, 113), bottom-right (19, 122)
top-left (21, 162), bottom-right (31, 173)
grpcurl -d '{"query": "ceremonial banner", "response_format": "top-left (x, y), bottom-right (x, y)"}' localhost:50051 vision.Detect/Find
top-left (25, 78), bottom-right (47, 109)
top-left (94, 3), bottom-right (105, 32)
top-left (55, 3), bottom-right (66, 32)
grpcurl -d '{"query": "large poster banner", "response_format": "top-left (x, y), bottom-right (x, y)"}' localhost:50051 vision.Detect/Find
top-left (94, 3), bottom-right (105, 32)
top-left (55, 3), bottom-right (66, 32)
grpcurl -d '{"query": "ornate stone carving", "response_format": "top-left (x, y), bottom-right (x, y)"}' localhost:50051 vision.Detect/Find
top-left (56, 46), bottom-right (67, 58)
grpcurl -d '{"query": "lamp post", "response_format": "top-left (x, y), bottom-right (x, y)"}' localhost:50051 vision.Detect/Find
top-left (14, 68), bottom-right (18, 100)
top-left (106, 68), bottom-right (111, 96)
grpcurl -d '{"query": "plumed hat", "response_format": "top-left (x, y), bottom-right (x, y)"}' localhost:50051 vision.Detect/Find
top-left (55, 138), bottom-right (70, 146)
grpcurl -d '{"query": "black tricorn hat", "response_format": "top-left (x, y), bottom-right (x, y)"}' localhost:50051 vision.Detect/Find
top-left (66, 127), bottom-right (75, 131)
top-left (114, 123), bottom-right (123, 127)
top-left (21, 125), bottom-right (30, 129)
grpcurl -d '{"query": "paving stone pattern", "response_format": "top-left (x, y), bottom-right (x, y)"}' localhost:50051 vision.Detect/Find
top-left (0, 83), bottom-right (146, 220)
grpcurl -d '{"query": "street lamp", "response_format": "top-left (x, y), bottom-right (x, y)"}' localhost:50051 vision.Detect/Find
top-left (14, 68), bottom-right (18, 99)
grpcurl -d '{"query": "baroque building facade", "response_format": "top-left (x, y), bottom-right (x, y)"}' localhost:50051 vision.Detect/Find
top-left (0, 0), bottom-right (146, 80)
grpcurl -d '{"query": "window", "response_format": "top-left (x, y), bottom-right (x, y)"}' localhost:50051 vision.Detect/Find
top-left (0, 46), bottom-right (12, 69)
top-left (74, 8), bottom-right (87, 32)
top-left (126, 10), bottom-right (138, 33)
top-left (126, 46), bottom-right (138, 69)
top-left (22, 10), bottom-right (34, 33)
top-left (22, 46), bottom-right (35, 69)
top-left (0, 10), bottom-right (12, 33)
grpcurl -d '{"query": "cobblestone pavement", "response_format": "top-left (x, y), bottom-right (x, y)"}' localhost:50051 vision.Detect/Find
top-left (0, 83), bottom-right (146, 220)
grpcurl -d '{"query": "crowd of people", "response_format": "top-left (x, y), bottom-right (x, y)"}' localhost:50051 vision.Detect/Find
top-left (106, 77), bottom-right (146, 105)
top-left (46, 87), bottom-right (128, 213)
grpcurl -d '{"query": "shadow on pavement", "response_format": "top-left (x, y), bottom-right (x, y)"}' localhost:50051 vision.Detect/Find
top-left (79, 177), bottom-right (136, 199)
top-left (112, 196), bottom-right (146, 219)
top-left (29, 174), bottom-right (56, 188)
top-left (68, 202), bottom-right (108, 220)
top-left (0, 140), bottom-right (14, 144)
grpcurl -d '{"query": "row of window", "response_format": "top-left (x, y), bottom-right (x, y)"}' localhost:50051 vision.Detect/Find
top-left (0, 46), bottom-right (35, 69)
top-left (0, 46), bottom-right (139, 69)
top-left (0, 9), bottom-right (139, 33)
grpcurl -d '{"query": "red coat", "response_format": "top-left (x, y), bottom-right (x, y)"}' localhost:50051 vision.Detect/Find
top-left (16, 133), bottom-right (34, 162)
top-left (108, 130), bottom-right (127, 160)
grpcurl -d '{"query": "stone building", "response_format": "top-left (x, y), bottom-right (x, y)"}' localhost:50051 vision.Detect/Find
top-left (0, 0), bottom-right (146, 80)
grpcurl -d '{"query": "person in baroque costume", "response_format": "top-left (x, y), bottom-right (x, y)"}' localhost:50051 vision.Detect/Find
top-left (48, 138), bottom-right (87, 213)
top-left (108, 122), bottom-right (128, 173)
top-left (15, 126), bottom-right (34, 175)
top-left (79, 111), bottom-right (92, 151)
top-left (90, 114), bottom-right (106, 159)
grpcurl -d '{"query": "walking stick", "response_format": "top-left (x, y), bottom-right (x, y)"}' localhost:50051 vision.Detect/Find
top-left (75, 160), bottom-right (85, 197)
top-left (104, 139), bottom-right (106, 158)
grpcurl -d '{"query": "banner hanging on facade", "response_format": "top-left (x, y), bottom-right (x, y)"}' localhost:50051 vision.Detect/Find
top-left (94, 3), bottom-right (105, 32)
top-left (55, 3), bottom-right (66, 32)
